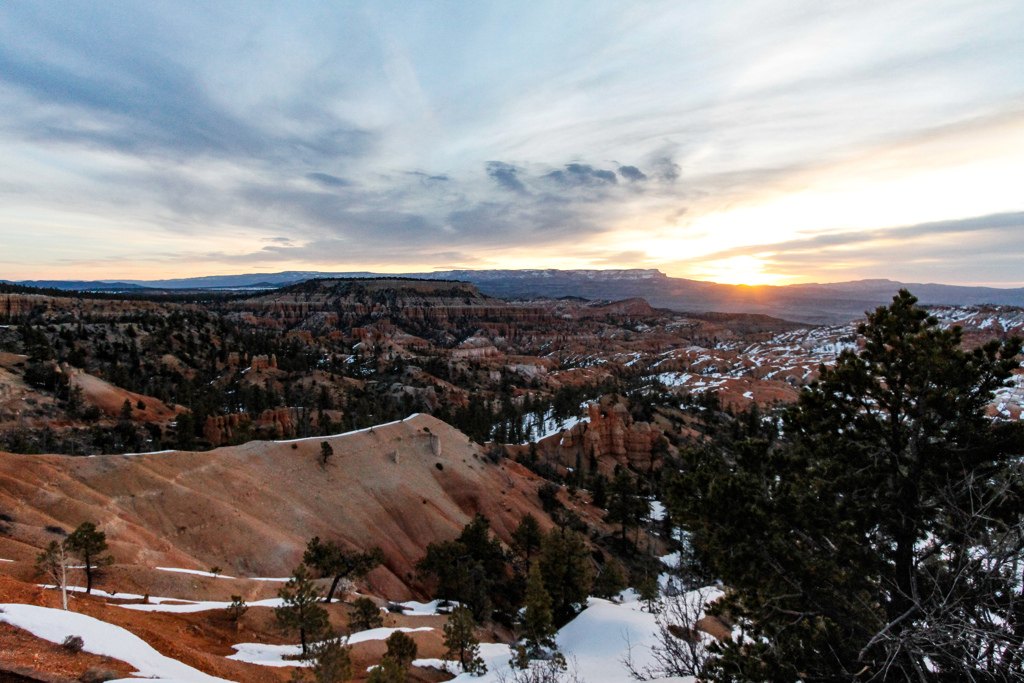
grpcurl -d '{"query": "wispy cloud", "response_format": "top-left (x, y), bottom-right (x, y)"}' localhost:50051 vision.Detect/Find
top-left (0, 1), bottom-right (1022, 283)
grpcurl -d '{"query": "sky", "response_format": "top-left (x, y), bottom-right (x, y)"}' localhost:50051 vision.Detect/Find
top-left (1, 1), bottom-right (1023, 286)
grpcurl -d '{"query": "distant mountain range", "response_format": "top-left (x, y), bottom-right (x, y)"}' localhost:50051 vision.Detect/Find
top-left (9, 269), bottom-right (1024, 324)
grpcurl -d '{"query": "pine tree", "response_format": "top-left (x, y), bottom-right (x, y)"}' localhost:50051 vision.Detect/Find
top-left (308, 636), bottom-right (353, 683)
top-left (384, 630), bottom-right (418, 668)
top-left (348, 596), bottom-right (384, 631)
top-left (120, 399), bottom-right (133, 421)
top-left (592, 559), bottom-right (627, 600)
top-left (417, 514), bottom-right (509, 623)
top-left (443, 606), bottom-right (486, 675)
top-left (226, 595), bottom-right (248, 621)
top-left (367, 657), bottom-right (405, 683)
top-left (303, 537), bottom-right (383, 603)
top-left (319, 441), bottom-right (334, 468)
top-left (590, 473), bottom-right (608, 509)
top-left (538, 527), bottom-right (594, 627)
top-left (513, 562), bottom-right (557, 667)
top-left (669, 290), bottom-right (1024, 681)
top-left (605, 469), bottom-right (645, 548)
top-left (276, 564), bottom-right (332, 657)
top-left (511, 514), bottom-right (542, 560)
top-left (65, 521), bottom-right (112, 595)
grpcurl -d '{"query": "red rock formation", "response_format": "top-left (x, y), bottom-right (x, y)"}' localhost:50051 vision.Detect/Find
top-left (248, 354), bottom-right (277, 371)
top-left (203, 412), bottom-right (251, 445)
top-left (557, 400), bottom-right (666, 474)
top-left (204, 407), bottom-right (326, 445)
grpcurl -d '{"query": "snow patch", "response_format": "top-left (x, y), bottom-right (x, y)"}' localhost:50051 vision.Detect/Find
top-left (156, 567), bottom-right (235, 579)
top-left (229, 628), bottom-right (434, 667)
top-left (0, 603), bottom-right (232, 681)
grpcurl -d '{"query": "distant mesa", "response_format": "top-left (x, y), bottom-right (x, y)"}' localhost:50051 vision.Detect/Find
top-left (10, 268), bottom-right (1024, 324)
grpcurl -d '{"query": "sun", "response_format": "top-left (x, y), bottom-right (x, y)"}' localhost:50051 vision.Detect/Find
top-left (692, 255), bottom-right (788, 287)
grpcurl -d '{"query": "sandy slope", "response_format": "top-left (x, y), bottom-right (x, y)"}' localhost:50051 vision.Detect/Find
top-left (0, 414), bottom-right (550, 600)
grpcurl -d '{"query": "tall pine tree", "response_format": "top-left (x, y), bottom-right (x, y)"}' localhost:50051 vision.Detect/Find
top-left (670, 290), bottom-right (1024, 681)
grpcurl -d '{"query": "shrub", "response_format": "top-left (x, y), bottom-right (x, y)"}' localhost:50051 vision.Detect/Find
top-left (62, 634), bottom-right (85, 653)
top-left (79, 668), bottom-right (119, 683)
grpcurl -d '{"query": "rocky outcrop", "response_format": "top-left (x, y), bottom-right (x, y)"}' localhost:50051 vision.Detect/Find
top-left (557, 400), bottom-right (666, 474)
top-left (248, 354), bottom-right (277, 371)
top-left (204, 407), bottom-right (324, 445)
top-left (0, 293), bottom-right (164, 321)
top-left (203, 413), bottom-right (251, 445)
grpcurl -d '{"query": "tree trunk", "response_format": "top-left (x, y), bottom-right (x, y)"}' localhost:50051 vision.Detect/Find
top-left (326, 575), bottom-right (342, 603)
top-left (59, 546), bottom-right (68, 611)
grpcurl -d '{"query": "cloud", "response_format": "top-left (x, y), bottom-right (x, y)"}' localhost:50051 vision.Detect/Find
top-left (544, 163), bottom-right (618, 187)
top-left (671, 212), bottom-right (1024, 285)
top-left (486, 161), bottom-right (527, 193)
top-left (306, 173), bottom-right (351, 188)
top-left (650, 157), bottom-right (680, 183)
top-left (618, 165), bottom-right (647, 182)
top-left (1, 2), bottom-right (1022, 282)
top-left (693, 211), bottom-right (1024, 264)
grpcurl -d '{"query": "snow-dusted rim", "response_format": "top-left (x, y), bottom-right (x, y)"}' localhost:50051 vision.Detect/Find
top-left (274, 414), bottom-right (421, 443)
top-left (86, 414), bottom-right (425, 457)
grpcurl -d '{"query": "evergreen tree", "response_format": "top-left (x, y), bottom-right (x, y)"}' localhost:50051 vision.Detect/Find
top-left (367, 657), bottom-right (405, 683)
top-left (605, 469), bottom-right (646, 548)
top-left (513, 562), bottom-right (557, 667)
top-left (65, 521), bottom-right (112, 595)
top-left (119, 399), bottom-right (133, 421)
top-left (417, 514), bottom-right (510, 623)
top-left (308, 636), bottom-right (353, 683)
top-left (592, 559), bottom-right (627, 600)
top-left (276, 564), bottom-right (331, 657)
top-left (511, 514), bottom-right (543, 560)
top-left (303, 537), bottom-right (383, 603)
top-left (349, 596), bottom-right (384, 631)
top-left (226, 595), bottom-right (248, 622)
top-left (670, 290), bottom-right (1024, 681)
top-left (590, 473), bottom-right (608, 509)
top-left (384, 630), bottom-right (418, 668)
top-left (443, 606), bottom-right (486, 676)
top-left (636, 574), bottom-right (660, 613)
top-left (319, 441), bottom-right (334, 468)
top-left (538, 528), bottom-right (594, 626)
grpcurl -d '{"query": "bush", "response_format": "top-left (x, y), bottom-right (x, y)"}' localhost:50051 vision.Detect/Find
top-left (62, 634), bottom-right (85, 653)
top-left (79, 668), bottom-right (119, 683)
top-left (537, 483), bottom-right (562, 513)
top-left (226, 595), bottom-right (248, 621)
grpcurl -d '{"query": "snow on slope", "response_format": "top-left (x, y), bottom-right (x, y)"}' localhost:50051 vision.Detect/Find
top-left (425, 589), bottom-right (717, 683)
top-left (229, 627), bottom-right (434, 667)
top-left (120, 596), bottom-right (286, 613)
top-left (0, 603), bottom-right (231, 682)
top-left (157, 567), bottom-right (236, 579)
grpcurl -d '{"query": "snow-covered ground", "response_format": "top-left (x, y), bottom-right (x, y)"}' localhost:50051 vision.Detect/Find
top-left (412, 580), bottom-right (720, 683)
top-left (156, 567), bottom-right (235, 579)
top-left (229, 626), bottom-right (435, 667)
top-left (119, 596), bottom-right (286, 613)
top-left (0, 603), bottom-right (232, 682)
top-left (520, 409), bottom-right (590, 444)
top-left (394, 599), bottom-right (457, 615)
